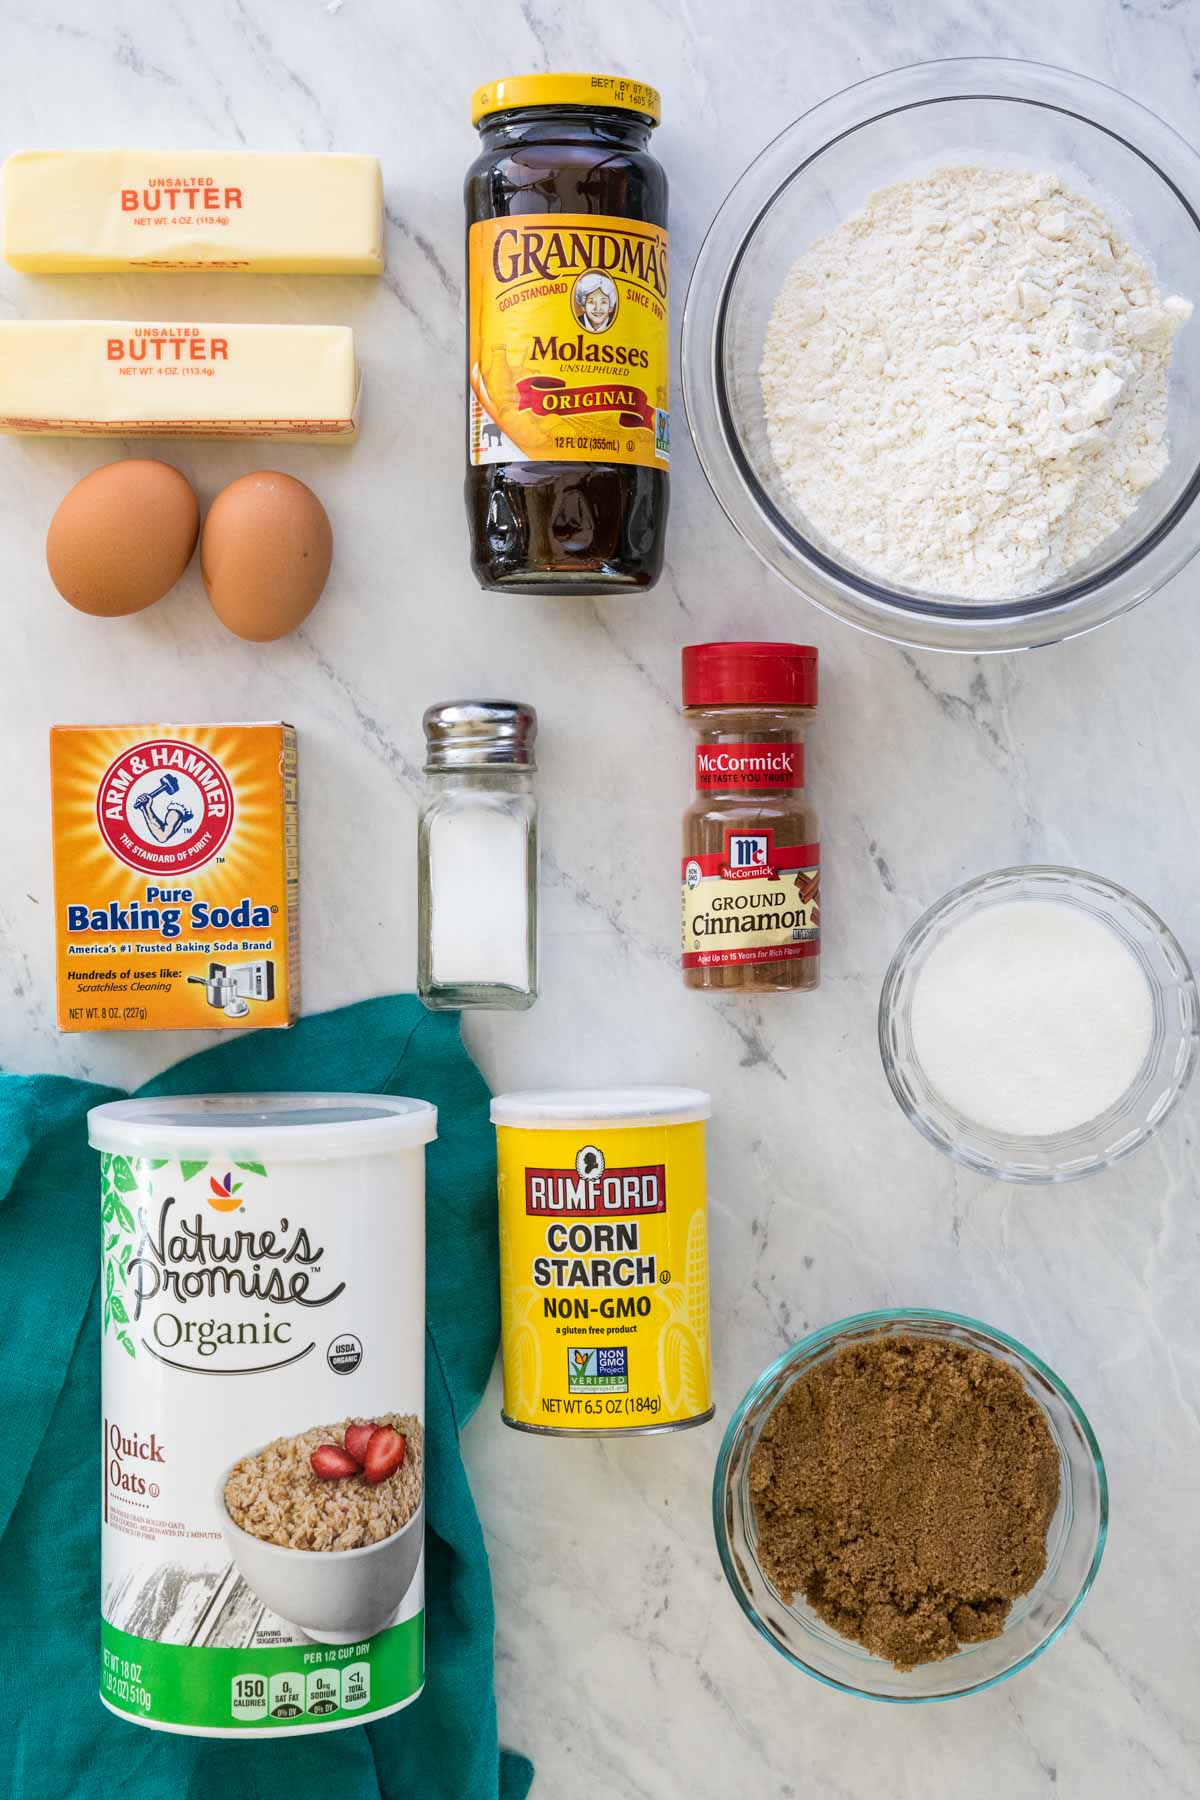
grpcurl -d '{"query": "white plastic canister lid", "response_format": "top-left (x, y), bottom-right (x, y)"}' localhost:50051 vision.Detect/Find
top-left (490, 1087), bottom-right (710, 1131)
top-left (88, 1092), bottom-right (438, 1163)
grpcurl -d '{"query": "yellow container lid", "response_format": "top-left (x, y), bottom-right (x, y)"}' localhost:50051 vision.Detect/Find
top-left (471, 73), bottom-right (661, 126)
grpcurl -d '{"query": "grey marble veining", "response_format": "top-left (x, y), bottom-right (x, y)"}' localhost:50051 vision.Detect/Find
top-left (2, 2), bottom-right (1199, 1795)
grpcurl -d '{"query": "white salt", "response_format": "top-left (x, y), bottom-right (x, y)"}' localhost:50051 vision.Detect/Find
top-left (909, 899), bottom-right (1153, 1137)
top-left (430, 803), bottom-right (529, 989)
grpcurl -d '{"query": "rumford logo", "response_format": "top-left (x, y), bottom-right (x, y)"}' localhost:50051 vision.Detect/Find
top-left (695, 744), bottom-right (802, 790)
top-left (526, 1144), bottom-right (667, 1218)
top-left (97, 738), bottom-right (235, 875)
top-left (490, 223), bottom-right (668, 299)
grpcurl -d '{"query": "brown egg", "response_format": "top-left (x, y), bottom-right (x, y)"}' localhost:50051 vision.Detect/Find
top-left (201, 471), bottom-right (333, 642)
top-left (46, 459), bottom-right (200, 616)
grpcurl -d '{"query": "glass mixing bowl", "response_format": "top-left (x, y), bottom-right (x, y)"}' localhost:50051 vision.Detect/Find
top-left (682, 59), bottom-right (1200, 652)
top-left (713, 1310), bottom-right (1107, 1702)
top-left (879, 866), bottom-right (1199, 1181)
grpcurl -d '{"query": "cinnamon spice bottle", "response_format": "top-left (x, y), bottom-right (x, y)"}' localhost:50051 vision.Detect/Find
top-left (681, 642), bottom-right (819, 992)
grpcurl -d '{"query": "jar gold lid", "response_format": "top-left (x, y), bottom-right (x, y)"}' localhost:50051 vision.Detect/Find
top-left (471, 73), bottom-right (661, 126)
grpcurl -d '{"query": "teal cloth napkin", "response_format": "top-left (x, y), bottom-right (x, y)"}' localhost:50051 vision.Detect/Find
top-left (0, 996), bottom-right (533, 1800)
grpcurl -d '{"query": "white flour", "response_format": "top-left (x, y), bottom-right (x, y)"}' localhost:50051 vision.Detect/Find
top-left (761, 166), bottom-right (1193, 599)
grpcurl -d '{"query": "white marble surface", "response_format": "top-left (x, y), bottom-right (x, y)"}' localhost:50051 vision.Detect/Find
top-left (3, 3), bottom-right (1200, 1796)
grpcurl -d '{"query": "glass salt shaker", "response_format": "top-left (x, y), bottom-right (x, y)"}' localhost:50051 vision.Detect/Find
top-left (418, 701), bottom-right (538, 1010)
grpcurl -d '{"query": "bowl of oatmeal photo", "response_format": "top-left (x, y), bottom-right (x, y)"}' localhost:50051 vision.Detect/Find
top-left (219, 1414), bottom-right (424, 1643)
top-left (682, 58), bottom-right (1200, 651)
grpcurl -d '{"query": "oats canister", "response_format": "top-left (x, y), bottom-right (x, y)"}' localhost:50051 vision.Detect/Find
top-left (492, 1087), bottom-right (713, 1436)
top-left (89, 1092), bottom-right (435, 1737)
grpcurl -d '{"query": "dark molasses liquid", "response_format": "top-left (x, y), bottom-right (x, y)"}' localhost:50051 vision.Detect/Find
top-left (465, 108), bottom-right (669, 594)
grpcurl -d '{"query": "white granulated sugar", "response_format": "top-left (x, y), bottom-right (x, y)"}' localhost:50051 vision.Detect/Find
top-left (761, 166), bottom-right (1193, 599)
top-left (909, 900), bottom-right (1153, 1137)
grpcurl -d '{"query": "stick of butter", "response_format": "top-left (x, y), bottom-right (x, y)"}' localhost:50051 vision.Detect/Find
top-left (3, 150), bottom-right (384, 274)
top-left (0, 320), bottom-right (360, 440)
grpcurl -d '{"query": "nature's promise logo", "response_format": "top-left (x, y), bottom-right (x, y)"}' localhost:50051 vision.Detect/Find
top-left (207, 1171), bottom-right (244, 1213)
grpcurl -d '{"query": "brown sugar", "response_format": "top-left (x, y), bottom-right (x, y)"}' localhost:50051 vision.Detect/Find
top-left (748, 1334), bottom-right (1061, 1670)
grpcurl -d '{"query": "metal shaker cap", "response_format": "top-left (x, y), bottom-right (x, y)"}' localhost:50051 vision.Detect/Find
top-left (422, 700), bottom-right (538, 769)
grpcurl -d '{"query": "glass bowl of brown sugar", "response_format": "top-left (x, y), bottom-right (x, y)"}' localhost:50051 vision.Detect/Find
top-left (713, 1309), bottom-right (1107, 1701)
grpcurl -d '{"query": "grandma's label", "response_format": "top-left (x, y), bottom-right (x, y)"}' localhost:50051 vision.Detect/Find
top-left (497, 1123), bottom-right (711, 1432)
top-left (682, 833), bottom-right (820, 970)
top-left (468, 212), bottom-right (669, 470)
top-left (693, 741), bottom-right (804, 791)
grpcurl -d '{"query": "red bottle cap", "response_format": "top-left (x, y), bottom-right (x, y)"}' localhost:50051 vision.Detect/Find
top-left (681, 642), bottom-right (818, 709)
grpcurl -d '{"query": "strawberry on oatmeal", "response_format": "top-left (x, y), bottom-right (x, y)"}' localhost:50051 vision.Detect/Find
top-left (224, 1413), bottom-right (423, 1552)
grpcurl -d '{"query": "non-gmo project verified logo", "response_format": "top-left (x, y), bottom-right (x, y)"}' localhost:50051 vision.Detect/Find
top-left (568, 1346), bottom-right (629, 1394)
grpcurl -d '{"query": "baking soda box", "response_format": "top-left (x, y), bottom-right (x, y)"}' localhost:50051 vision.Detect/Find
top-left (50, 723), bottom-right (299, 1032)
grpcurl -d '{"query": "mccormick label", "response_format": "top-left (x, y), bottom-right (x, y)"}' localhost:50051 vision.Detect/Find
top-left (468, 212), bottom-right (669, 472)
top-left (525, 1159), bottom-right (666, 1216)
top-left (682, 832), bottom-right (820, 971)
top-left (105, 327), bottom-right (230, 365)
top-left (693, 741), bottom-right (804, 790)
top-left (496, 1122), bottom-right (711, 1433)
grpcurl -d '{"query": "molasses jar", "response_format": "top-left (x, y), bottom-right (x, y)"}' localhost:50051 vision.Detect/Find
top-left (466, 74), bottom-right (669, 594)
top-left (681, 642), bottom-right (820, 993)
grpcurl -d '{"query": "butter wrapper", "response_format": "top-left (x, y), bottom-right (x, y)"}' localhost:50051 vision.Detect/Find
top-left (0, 320), bottom-right (360, 440)
top-left (4, 149), bottom-right (383, 274)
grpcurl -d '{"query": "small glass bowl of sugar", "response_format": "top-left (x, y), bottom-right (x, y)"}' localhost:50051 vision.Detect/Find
top-left (879, 866), bottom-right (1199, 1182)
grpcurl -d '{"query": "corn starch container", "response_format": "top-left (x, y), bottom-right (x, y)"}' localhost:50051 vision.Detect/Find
top-left (492, 1088), bottom-right (713, 1437)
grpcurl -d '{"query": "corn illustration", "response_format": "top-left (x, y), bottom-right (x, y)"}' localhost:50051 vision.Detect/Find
top-left (499, 1216), bottom-right (543, 1419)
